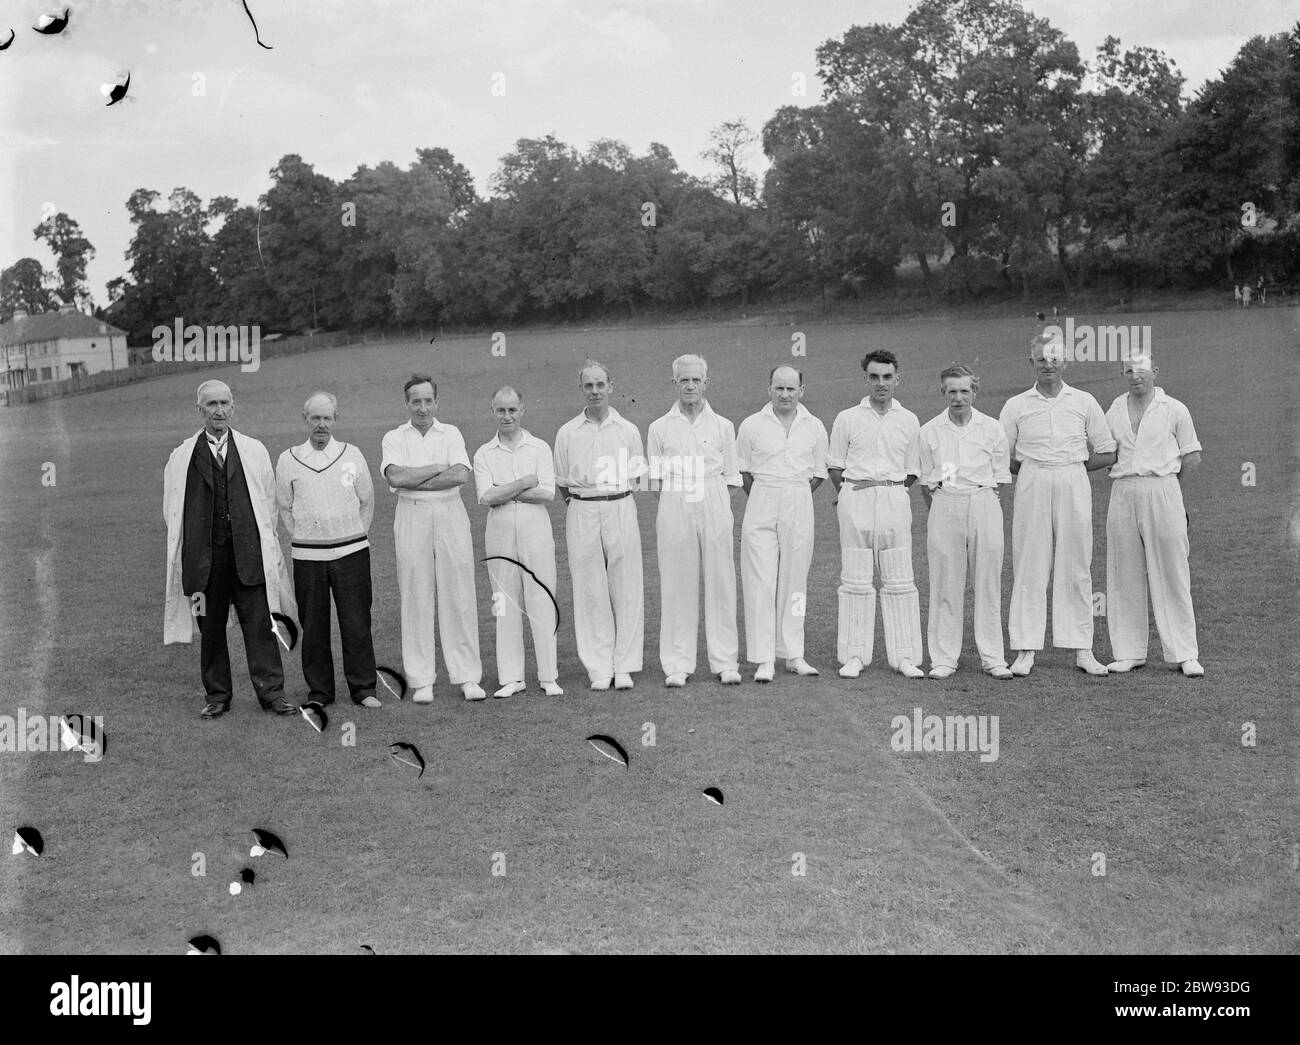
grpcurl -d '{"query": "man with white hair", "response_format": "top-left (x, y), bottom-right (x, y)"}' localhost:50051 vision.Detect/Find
top-left (1000, 334), bottom-right (1117, 676)
top-left (276, 391), bottom-right (380, 709)
top-left (1103, 355), bottom-right (1204, 677)
top-left (827, 349), bottom-right (925, 680)
top-left (736, 365), bottom-right (829, 681)
top-left (554, 359), bottom-right (645, 691)
top-left (473, 386), bottom-right (563, 698)
top-left (162, 379), bottom-right (299, 719)
top-left (647, 354), bottom-right (742, 688)
top-left (381, 375), bottom-right (485, 704)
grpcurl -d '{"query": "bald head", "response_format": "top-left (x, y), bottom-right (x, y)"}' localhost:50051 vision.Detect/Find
top-left (767, 365), bottom-right (803, 416)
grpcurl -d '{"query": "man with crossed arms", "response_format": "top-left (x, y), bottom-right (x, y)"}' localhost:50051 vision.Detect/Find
top-left (647, 354), bottom-right (743, 688)
top-left (554, 359), bottom-right (644, 691)
top-left (1103, 354), bottom-right (1204, 677)
top-left (472, 386), bottom-right (564, 698)
top-left (736, 365), bottom-right (829, 682)
top-left (827, 349), bottom-right (925, 680)
top-left (380, 374), bottom-right (485, 703)
top-left (999, 334), bottom-right (1116, 676)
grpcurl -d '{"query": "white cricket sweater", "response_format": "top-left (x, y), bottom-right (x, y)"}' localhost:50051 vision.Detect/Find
top-left (275, 440), bottom-right (375, 561)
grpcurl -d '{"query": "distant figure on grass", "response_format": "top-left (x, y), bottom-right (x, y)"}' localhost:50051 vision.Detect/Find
top-left (1242, 283), bottom-right (1252, 307)
top-left (735, 365), bottom-right (829, 682)
top-left (1234, 285), bottom-right (1242, 307)
top-left (553, 359), bottom-right (645, 691)
top-left (472, 386), bottom-right (563, 698)
top-left (162, 380), bottom-right (299, 720)
top-left (1103, 356), bottom-right (1204, 677)
top-left (646, 354), bottom-right (743, 688)
top-left (999, 334), bottom-right (1117, 677)
top-left (380, 375), bottom-right (485, 703)
top-left (276, 391), bottom-right (380, 710)
top-left (915, 365), bottom-right (1013, 679)
top-left (826, 349), bottom-right (925, 681)
top-left (1257, 275), bottom-right (1266, 305)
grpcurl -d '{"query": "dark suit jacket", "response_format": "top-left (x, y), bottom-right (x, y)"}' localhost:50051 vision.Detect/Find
top-left (181, 433), bottom-right (265, 593)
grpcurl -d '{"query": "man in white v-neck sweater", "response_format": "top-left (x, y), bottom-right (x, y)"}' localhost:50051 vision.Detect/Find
top-left (276, 391), bottom-right (380, 707)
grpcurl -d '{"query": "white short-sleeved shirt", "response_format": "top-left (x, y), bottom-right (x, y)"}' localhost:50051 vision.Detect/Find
top-left (552, 406), bottom-right (645, 494)
top-left (646, 401), bottom-right (742, 488)
top-left (472, 430), bottom-right (556, 505)
top-left (999, 382), bottom-right (1116, 465)
top-left (736, 403), bottom-right (829, 483)
top-left (1105, 389), bottom-right (1202, 478)
top-left (916, 408), bottom-right (1012, 493)
top-left (827, 398), bottom-right (920, 480)
top-left (380, 419), bottom-right (471, 501)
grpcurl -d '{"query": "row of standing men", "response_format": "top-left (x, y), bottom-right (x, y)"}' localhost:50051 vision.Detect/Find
top-left (161, 337), bottom-right (1203, 719)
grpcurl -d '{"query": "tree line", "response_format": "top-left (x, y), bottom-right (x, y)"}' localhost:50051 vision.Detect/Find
top-left (3, 0), bottom-right (1297, 344)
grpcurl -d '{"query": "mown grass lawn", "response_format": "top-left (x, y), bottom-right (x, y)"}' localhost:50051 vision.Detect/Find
top-left (1, 305), bottom-right (1295, 952)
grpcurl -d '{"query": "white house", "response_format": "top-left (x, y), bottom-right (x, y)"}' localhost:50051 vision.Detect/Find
top-left (0, 304), bottom-right (128, 390)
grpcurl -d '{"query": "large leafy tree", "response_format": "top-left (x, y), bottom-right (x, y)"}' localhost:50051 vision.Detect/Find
top-left (0, 258), bottom-right (58, 319)
top-left (32, 212), bottom-right (95, 309)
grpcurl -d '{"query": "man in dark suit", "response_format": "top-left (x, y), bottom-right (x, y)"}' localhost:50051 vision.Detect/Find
top-left (163, 380), bottom-right (298, 719)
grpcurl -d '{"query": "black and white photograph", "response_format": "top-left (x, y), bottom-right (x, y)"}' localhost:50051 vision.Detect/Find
top-left (0, 0), bottom-right (1295, 999)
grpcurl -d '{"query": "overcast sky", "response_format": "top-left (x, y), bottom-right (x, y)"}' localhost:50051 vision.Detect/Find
top-left (1, 0), bottom-right (1293, 303)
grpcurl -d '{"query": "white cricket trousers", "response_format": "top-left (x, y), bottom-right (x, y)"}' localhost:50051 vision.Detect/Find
top-left (836, 484), bottom-right (911, 553)
top-left (1009, 461), bottom-right (1095, 650)
top-left (566, 495), bottom-right (644, 680)
top-left (927, 487), bottom-right (1006, 670)
top-left (657, 483), bottom-right (739, 676)
top-left (485, 501), bottom-right (558, 685)
top-left (741, 479), bottom-right (814, 663)
top-left (1106, 476), bottom-right (1198, 663)
top-left (394, 494), bottom-right (482, 687)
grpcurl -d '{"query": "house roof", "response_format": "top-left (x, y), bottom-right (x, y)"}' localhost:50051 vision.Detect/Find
top-left (0, 307), bottom-right (126, 347)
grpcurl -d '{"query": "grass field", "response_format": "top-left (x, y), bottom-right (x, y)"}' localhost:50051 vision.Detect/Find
top-left (1, 306), bottom-right (1297, 953)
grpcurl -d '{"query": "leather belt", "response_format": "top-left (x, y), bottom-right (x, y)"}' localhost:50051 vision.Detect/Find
top-left (569, 490), bottom-right (632, 502)
top-left (845, 478), bottom-right (906, 487)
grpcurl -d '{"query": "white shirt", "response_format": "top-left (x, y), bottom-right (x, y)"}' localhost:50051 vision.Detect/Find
top-left (735, 403), bottom-right (829, 483)
top-left (645, 401), bottom-right (742, 488)
top-left (206, 430), bottom-right (229, 464)
top-left (916, 408), bottom-right (1012, 493)
top-left (296, 436), bottom-right (345, 470)
top-left (380, 419), bottom-right (471, 501)
top-left (827, 398), bottom-right (920, 480)
top-left (1105, 389), bottom-right (1202, 478)
top-left (999, 382), bottom-right (1116, 465)
top-left (553, 406), bottom-right (645, 494)
top-left (473, 430), bottom-right (556, 505)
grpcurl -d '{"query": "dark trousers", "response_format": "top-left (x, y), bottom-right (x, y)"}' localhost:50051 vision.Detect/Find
top-left (200, 538), bottom-right (285, 706)
top-left (293, 549), bottom-right (377, 705)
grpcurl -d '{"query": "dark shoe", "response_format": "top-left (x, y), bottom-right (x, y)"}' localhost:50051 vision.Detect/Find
top-left (200, 702), bottom-right (230, 719)
top-left (261, 696), bottom-right (299, 716)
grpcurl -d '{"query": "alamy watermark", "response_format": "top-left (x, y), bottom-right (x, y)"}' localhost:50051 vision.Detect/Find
top-left (0, 709), bottom-right (105, 763)
top-left (152, 318), bottom-right (261, 373)
top-left (890, 706), bottom-right (999, 763)
top-left (594, 449), bottom-right (708, 502)
top-left (1041, 318), bottom-right (1151, 364)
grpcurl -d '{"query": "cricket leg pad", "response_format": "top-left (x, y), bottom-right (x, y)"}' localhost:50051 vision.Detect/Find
top-left (879, 546), bottom-right (924, 669)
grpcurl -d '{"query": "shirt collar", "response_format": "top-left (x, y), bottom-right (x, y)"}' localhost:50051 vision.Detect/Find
top-left (580, 406), bottom-right (623, 429)
top-left (936, 407), bottom-right (985, 430)
top-left (490, 429), bottom-right (536, 451)
top-left (857, 397), bottom-right (901, 415)
top-left (1027, 381), bottom-right (1074, 402)
top-left (298, 436), bottom-right (341, 457)
top-left (668, 400), bottom-right (714, 422)
top-left (206, 429), bottom-right (229, 447)
top-left (760, 402), bottom-right (810, 422)
top-left (404, 418), bottom-right (444, 435)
